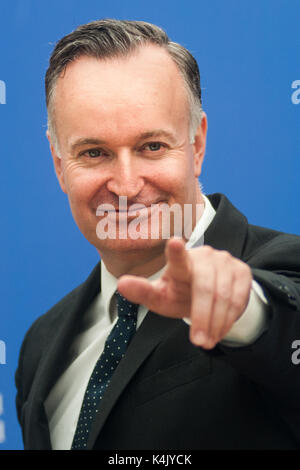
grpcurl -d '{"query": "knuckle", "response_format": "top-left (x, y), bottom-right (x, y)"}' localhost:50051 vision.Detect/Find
top-left (201, 245), bottom-right (214, 256)
top-left (237, 261), bottom-right (252, 279)
top-left (215, 285), bottom-right (231, 303)
top-left (231, 296), bottom-right (246, 312)
top-left (199, 280), bottom-right (213, 296)
top-left (218, 250), bottom-right (232, 262)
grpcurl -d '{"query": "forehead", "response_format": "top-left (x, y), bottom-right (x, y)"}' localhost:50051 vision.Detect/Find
top-left (53, 45), bottom-right (190, 142)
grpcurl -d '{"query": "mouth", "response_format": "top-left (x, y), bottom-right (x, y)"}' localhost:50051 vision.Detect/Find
top-left (116, 201), bottom-right (164, 218)
top-left (98, 200), bottom-right (165, 220)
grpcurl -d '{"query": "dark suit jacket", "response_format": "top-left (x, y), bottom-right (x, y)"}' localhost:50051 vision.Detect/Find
top-left (15, 194), bottom-right (300, 449)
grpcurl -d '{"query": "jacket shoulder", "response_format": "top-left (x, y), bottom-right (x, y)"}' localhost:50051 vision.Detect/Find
top-left (244, 223), bottom-right (300, 265)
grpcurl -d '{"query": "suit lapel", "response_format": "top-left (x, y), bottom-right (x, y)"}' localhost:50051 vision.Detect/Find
top-left (205, 193), bottom-right (248, 258)
top-left (25, 264), bottom-right (101, 449)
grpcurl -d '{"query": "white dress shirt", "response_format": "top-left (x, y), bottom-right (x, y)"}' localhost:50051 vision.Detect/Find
top-left (44, 195), bottom-right (268, 450)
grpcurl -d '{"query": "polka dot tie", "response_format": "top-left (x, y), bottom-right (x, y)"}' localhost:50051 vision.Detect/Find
top-left (71, 291), bottom-right (139, 450)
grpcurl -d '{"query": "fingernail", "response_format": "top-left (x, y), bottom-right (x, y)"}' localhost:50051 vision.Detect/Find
top-left (192, 331), bottom-right (206, 345)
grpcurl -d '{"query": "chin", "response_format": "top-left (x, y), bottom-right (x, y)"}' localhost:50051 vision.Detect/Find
top-left (92, 235), bottom-right (167, 255)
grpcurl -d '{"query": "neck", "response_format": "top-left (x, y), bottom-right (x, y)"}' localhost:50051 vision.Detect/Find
top-left (98, 244), bottom-right (167, 278)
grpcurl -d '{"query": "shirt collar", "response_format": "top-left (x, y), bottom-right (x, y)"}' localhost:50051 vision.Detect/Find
top-left (185, 194), bottom-right (216, 249)
top-left (101, 194), bottom-right (216, 307)
top-left (101, 262), bottom-right (119, 320)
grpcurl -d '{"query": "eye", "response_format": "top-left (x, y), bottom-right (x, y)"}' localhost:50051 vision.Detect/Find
top-left (146, 142), bottom-right (162, 151)
top-left (79, 148), bottom-right (107, 158)
top-left (87, 148), bottom-right (102, 158)
top-left (139, 141), bottom-right (167, 158)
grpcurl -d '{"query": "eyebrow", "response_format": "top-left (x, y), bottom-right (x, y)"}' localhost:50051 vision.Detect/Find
top-left (138, 130), bottom-right (177, 144)
top-left (69, 130), bottom-right (177, 153)
top-left (69, 138), bottom-right (106, 153)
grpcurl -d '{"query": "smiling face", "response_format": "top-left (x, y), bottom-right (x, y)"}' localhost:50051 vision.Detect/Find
top-left (47, 45), bottom-right (207, 267)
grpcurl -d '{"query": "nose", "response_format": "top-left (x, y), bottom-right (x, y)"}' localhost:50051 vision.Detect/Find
top-left (106, 151), bottom-right (144, 200)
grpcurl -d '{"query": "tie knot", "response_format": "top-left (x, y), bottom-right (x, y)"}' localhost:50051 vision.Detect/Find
top-left (115, 291), bottom-right (139, 319)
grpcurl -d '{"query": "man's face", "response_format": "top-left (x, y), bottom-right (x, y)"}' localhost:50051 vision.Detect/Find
top-left (48, 45), bottom-right (207, 257)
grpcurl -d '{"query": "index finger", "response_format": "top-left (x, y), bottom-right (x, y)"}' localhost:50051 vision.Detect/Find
top-left (164, 237), bottom-right (192, 283)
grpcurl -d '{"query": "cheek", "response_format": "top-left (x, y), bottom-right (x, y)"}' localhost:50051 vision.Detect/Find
top-left (152, 155), bottom-right (194, 195)
top-left (63, 168), bottom-right (105, 208)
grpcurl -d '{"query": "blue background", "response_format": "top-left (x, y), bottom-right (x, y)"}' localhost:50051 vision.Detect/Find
top-left (0, 0), bottom-right (299, 450)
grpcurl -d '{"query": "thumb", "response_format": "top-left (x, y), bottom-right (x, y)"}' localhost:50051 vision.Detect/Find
top-left (117, 275), bottom-right (161, 308)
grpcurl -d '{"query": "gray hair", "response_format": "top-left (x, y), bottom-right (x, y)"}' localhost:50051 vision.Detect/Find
top-left (45, 19), bottom-right (204, 155)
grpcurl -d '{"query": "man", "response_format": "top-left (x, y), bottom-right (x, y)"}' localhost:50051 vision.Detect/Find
top-left (15, 19), bottom-right (300, 450)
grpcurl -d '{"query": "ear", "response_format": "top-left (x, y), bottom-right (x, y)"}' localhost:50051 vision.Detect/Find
top-left (46, 130), bottom-right (67, 194)
top-left (192, 112), bottom-right (208, 178)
